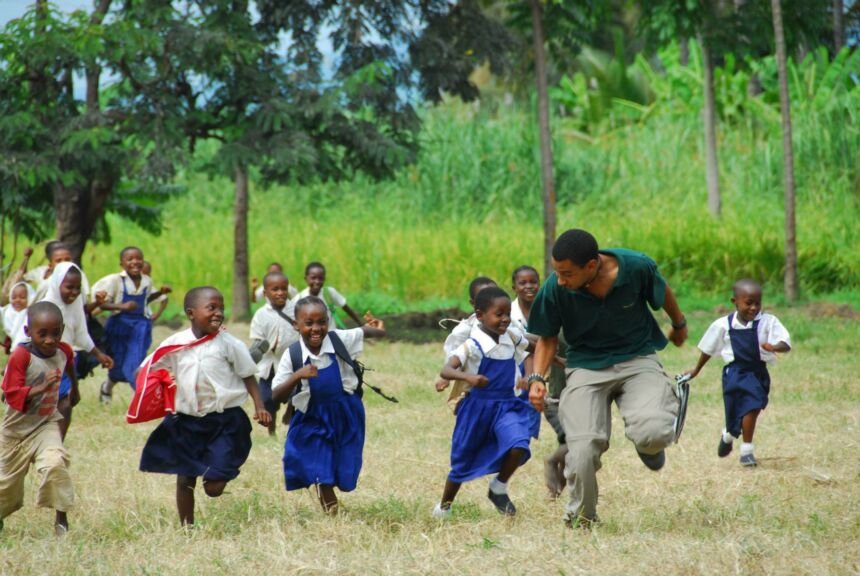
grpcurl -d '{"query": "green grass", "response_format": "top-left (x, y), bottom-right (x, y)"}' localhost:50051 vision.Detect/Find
top-left (1, 308), bottom-right (858, 575)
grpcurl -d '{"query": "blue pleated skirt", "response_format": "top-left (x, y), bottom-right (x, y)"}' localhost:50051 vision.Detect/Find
top-left (105, 313), bottom-right (152, 386)
top-left (448, 392), bottom-right (532, 483)
top-left (722, 363), bottom-right (771, 438)
top-left (283, 392), bottom-right (365, 492)
top-left (140, 407), bottom-right (253, 481)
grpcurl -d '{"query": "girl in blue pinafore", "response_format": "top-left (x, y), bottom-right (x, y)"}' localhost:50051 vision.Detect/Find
top-left (93, 247), bottom-right (169, 402)
top-left (686, 279), bottom-right (791, 467)
top-left (271, 295), bottom-right (386, 514)
top-left (434, 286), bottom-right (534, 518)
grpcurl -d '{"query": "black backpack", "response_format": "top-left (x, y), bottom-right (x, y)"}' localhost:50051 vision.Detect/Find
top-left (287, 331), bottom-right (398, 404)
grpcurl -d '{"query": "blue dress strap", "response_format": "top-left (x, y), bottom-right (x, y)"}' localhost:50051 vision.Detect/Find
top-left (469, 337), bottom-right (484, 356)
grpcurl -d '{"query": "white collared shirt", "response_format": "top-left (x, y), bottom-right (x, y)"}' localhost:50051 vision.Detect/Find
top-left (292, 286), bottom-right (348, 327)
top-left (443, 313), bottom-right (478, 356)
top-left (91, 271), bottom-right (154, 315)
top-left (271, 328), bottom-right (364, 413)
top-left (450, 324), bottom-right (529, 381)
top-left (249, 302), bottom-right (300, 379)
top-left (697, 312), bottom-right (791, 364)
top-left (510, 298), bottom-right (529, 333)
top-left (146, 328), bottom-right (258, 417)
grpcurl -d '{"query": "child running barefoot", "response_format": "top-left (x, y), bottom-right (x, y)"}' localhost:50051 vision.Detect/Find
top-left (137, 286), bottom-right (271, 526)
top-left (271, 296), bottom-right (386, 514)
top-left (251, 262), bottom-right (298, 304)
top-left (293, 262), bottom-right (363, 328)
top-left (14, 263), bottom-right (113, 439)
top-left (684, 279), bottom-right (791, 467)
top-left (434, 286), bottom-right (533, 518)
top-left (0, 302), bottom-right (78, 535)
top-left (249, 271), bottom-right (300, 435)
top-left (509, 265), bottom-right (541, 439)
top-left (93, 247), bottom-right (170, 403)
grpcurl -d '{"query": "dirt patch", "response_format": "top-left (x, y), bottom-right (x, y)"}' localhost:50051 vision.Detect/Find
top-left (379, 307), bottom-right (469, 344)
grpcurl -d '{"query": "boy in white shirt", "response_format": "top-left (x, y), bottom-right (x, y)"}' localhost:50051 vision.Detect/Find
top-left (249, 272), bottom-right (299, 435)
top-left (685, 279), bottom-right (791, 467)
top-left (292, 262), bottom-right (362, 328)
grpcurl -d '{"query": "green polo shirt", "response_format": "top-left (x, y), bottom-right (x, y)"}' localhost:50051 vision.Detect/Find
top-left (528, 248), bottom-right (669, 370)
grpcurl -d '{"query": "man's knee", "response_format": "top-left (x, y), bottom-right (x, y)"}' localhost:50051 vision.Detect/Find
top-left (626, 417), bottom-right (675, 453)
top-left (565, 437), bottom-right (607, 476)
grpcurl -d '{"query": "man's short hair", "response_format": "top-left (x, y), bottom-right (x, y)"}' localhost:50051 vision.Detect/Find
top-left (552, 229), bottom-right (599, 267)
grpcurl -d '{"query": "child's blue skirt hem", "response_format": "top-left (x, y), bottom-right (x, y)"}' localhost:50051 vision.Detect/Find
top-left (139, 407), bottom-right (252, 481)
top-left (448, 394), bottom-right (532, 484)
top-left (283, 393), bottom-right (365, 492)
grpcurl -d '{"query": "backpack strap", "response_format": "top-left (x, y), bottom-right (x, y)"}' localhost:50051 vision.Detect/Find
top-left (328, 331), bottom-right (398, 403)
top-left (285, 340), bottom-right (304, 403)
top-left (274, 306), bottom-right (294, 325)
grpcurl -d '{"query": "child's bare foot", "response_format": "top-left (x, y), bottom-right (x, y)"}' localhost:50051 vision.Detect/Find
top-left (544, 457), bottom-right (563, 498)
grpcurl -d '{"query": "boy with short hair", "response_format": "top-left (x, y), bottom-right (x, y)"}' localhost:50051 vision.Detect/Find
top-left (0, 302), bottom-right (77, 535)
top-left (685, 279), bottom-right (791, 466)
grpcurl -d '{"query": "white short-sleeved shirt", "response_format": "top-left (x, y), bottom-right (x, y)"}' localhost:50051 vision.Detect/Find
top-left (92, 271), bottom-right (154, 315)
top-left (271, 328), bottom-right (364, 413)
top-left (146, 328), bottom-right (258, 417)
top-left (510, 298), bottom-right (529, 333)
top-left (250, 303), bottom-right (300, 379)
top-left (292, 286), bottom-right (348, 327)
top-left (450, 324), bottom-right (529, 382)
top-left (697, 312), bottom-right (791, 364)
top-left (443, 314), bottom-right (478, 356)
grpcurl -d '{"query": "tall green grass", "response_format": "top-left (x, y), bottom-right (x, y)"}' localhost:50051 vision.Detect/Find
top-left (14, 89), bottom-right (860, 316)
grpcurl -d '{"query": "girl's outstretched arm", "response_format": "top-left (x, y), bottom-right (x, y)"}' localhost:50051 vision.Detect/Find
top-left (361, 314), bottom-right (386, 339)
top-left (440, 355), bottom-right (488, 388)
top-left (272, 363), bottom-right (318, 404)
top-left (684, 352), bottom-right (712, 379)
top-left (243, 376), bottom-right (272, 426)
top-left (343, 303), bottom-right (364, 326)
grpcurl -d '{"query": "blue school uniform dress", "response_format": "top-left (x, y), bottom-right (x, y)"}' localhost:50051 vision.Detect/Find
top-left (722, 313), bottom-right (771, 438)
top-left (273, 328), bottom-right (366, 492)
top-left (104, 277), bottom-right (152, 387)
top-left (138, 328), bottom-right (258, 481)
top-left (448, 326), bottom-right (532, 484)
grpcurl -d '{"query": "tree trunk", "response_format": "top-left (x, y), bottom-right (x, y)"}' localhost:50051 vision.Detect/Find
top-left (833, 0), bottom-right (844, 53)
top-left (700, 37), bottom-right (721, 217)
top-left (679, 37), bottom-right (689, 66)
top-left (54, 180), bottom-right (113, 262)
top-left (232, 165), bottom-right (251, 320)
top-left (529, 0), bottom-right (557, 278)
top-left (771, 0), bottom-right (799, 302)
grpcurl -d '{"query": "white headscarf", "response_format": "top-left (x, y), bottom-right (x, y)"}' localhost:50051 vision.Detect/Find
top-left (2, 281), bottom-right (36, 339)
top-left (13, 262), bottom-right (94, 351)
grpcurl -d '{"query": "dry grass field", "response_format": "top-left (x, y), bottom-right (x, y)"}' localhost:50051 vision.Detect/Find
top-left (1, 307), bottom-right (858, 575)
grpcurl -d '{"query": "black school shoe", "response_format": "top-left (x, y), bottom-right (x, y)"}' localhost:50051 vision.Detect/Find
top-left (636, 449), bottom-right (666, 471)
top-left (487, 489), bottom-right (517, 516)
top-left (718, 437), bottom-right (733, 458)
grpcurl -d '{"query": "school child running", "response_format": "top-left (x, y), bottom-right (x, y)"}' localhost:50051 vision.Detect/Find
top-left (293, 262), bottom-right (363, 328)
top-left (434, 286), bottom-right (533, 518)
top-left (13, 263), bottom-right (113, 440)
top-left (684, 279), bottom-right (791, 466)
top-left (251, 262), bottom-right (298, 304)
top-left (23, 242), bottom-right (74, 302)
top-left (2, 250), bottom-right (37, 353)
top-left (92, 246), bottom-right (170, 403)
top-left (434, 276), bottom-right (498, 401)
top-left (249, 271), bottom-right (300, 435)
top-left (137, 286), bottom-right (271, 526)
top-left (271, 296), bottom-right (386, 514)
top-left (142, 261), bottom-right (169, 322)
top-left (509, 265), bottom-right (542, 439)
top-left (0, 302), bottom-right (78, 535)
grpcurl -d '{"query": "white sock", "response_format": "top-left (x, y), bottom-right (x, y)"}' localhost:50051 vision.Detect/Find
top-left (740, 442), bottom-right (755, 456)
top-left (722, 429), bottom-right (735, 443)
top-left (489, 476), bottom-right (508, 495)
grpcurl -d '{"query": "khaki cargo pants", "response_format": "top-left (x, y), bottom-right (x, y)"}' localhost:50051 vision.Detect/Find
top-left (559, 355), bottom-right (678, 521)
top-left (0, 422), bottom-right (74, 519)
